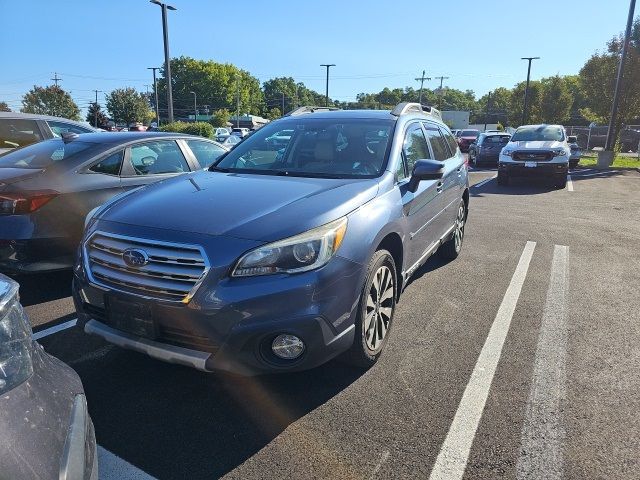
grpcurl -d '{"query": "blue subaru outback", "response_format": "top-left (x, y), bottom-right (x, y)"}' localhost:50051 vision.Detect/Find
top-left (72, 103), bottom-right (469, 375)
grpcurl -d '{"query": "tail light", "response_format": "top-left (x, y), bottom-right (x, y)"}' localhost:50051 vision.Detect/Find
top-left (0, 191), bottom-right (59, 215)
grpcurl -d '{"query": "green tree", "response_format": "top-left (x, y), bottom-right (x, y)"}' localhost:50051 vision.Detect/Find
top-left (106, 88), bottom-right (153, 125)
top-left (86, 102), bottom-right (109, 128)
top-left (0, 101), bottom-right (10, 112)
top-left (474, 87), bottom-right (511, 125)
top-left (508, 80), bottom-right (544, 125)
top-left (21, 85), bottom-right (80, 120)
top-left (262, 77), bottom-right (327, 113)
top-left (158, 56), bottom-right (264, 119)
top-left (266, 107), bottom-right (282, 120)
top-left (579, 17), bottom-right (640, 129)
top-left (210, 109), bottom-right (230, 128)
top-left (540, 75), bottom-right (573, 123)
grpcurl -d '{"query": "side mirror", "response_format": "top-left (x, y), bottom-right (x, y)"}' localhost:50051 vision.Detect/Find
top-left (567, 135), bottom-right (577, 143)
top-left (408, 159), bottom-right (445, 193)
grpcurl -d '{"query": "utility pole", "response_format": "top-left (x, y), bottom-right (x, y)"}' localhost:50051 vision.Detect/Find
top-left (605, 0), bottom-right (636, 151)
top-left (150, 0), bottom-right (176, 123)
top-left (278, 91), bottom-right (285, 116)
top-left (521, 57), bottom-right (540, 126)
top-left (92, 89), bottom-right (103, 128)
top-left (415, 70), bottom-right (431, 104)
top-left (236, 79), bottom-right (240, 128)
top-left (190, 91), bottom-right (197, 122)
top-left (484, 91), bottom-right (492, 132)
top-left (147, 67), bottom-right (161, 126)
top-left (320, 64), bottom-right (336, 107)
top-left (51, 72), bottom-right (62, 87)
top-left (434, 76), bottom-right (450, 109)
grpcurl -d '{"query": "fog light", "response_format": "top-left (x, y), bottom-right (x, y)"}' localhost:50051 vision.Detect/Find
top-left (272, 334), bottom-right (305, 360)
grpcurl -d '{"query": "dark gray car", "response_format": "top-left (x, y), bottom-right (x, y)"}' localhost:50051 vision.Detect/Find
top-left (0, 274), bottom-right (97, 479)
top-left (0, 132), bottom-right (227, 273)
top-left (0, 112), bottom-right (97, 154)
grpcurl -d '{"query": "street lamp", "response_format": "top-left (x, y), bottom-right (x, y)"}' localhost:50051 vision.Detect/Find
top-left (150, 0), bottom-right (176, 123)
top-left (521, 57), bottom-right (540, 126)
top-left (190, 91), bottom-right (197, 122)
top-left (320, 64), bottom-right (336, 107)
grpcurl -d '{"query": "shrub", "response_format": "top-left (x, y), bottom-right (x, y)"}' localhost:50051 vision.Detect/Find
top-left (160, 121), bottom-right (214, 138)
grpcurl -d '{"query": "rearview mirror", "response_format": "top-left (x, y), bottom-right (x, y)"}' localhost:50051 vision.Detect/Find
top-left (567, 135), bottom-right (577, 143)
top-left (408, 159), bottom-right (444, 193)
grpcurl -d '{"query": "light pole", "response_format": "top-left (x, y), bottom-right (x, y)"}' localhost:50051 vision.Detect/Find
top-left (190, 91), bottom-right (197, 122)
top-left (605, 0), bottom-right (636, 152)
top-left (150, 0), bottom-right (176, 123)
top-left (320, 64), bottom-right (335, 107)
top-left (521, 57), bottom-right (540, 126)
top-left (147, 67), bottom-right (160, 126)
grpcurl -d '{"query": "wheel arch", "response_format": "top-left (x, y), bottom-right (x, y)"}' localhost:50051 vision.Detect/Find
top-left (375, 232), bottom-right (404, 298)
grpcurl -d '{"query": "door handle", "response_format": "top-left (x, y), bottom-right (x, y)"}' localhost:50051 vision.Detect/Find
top-left (437, 182), bottom-right (444, 192)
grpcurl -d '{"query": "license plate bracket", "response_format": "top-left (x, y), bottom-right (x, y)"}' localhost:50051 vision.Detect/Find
top-left (106, 296), bottom-right (157, 339)
top-left (524, 161), bottom-right (537, 168)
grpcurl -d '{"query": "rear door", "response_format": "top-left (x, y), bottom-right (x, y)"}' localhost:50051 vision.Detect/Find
top-left (119, 139), bottom-right (192, 190)
top-left (0, 118), bottom-right (45, 151)
top-left (424, 123), bottom-right (465, 234)
top-left (399, 122), bottom-right (444, 267)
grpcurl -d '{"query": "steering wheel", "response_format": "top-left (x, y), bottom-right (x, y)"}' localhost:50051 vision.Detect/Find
top-left (238, 157), bottom-right (257, 168)
top-left (353, 162), bottom-right (377, 175)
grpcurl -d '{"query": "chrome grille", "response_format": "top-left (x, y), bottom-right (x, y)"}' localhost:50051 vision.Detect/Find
top-left (85, 232), bottom-right (209, 302)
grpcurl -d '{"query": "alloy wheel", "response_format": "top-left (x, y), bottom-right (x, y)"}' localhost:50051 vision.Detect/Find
top-left (454, 203), bottom-right (466, 252)
top-left (364, 265), bottom-right (394, 352)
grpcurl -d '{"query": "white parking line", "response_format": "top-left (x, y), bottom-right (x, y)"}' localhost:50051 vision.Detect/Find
top-left (429, 241), bottom-right (537, 480)
top-left (516, 245), bottom-right (568, 480)
top-left (567, 175), bottom-right (574, 192)
top-left (472, 175), bottom-right (496, 188)
top-left (32, 318), bottom-right (77, 340)
top-left (98, 446), bottom-right (157, 480)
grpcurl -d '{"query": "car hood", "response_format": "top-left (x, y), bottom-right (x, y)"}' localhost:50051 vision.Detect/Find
top-left (100, 170), bottom-right (379, 242)
top-left (0, 168), bottom-right (45, 190)
top-left (507, 140), bottom-right (564, 150)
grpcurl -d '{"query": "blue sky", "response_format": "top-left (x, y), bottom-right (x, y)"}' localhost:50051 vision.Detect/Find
top-left (0, 0), bottom-right (633, 114)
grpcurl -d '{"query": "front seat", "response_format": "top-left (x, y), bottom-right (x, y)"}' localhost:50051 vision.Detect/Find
top-left (149, 152), bottom-right (185, 174)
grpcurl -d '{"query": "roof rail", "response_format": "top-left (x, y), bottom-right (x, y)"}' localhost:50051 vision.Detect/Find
top-left (285, 106), bottom-right (341, 116)
top-left (390, 102), bottom-right (442, 120)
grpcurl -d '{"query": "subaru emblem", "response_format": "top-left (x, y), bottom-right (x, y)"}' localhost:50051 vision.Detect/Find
top-left (122, 248), bottom-right (149, 268)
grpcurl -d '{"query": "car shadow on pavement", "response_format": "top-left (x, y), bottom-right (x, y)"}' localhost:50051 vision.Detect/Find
top-left (405, 252), bottom-right (450, 288)
top-left (471, 179), bottom-right (558, 197)
top-left (12, 270), bottom-right (73, 307)
top-left (73, 347), bottom-right (365, 479)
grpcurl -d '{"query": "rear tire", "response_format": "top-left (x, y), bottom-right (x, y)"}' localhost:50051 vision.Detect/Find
top-left (438, 200), bottom-right (466, 261)
top-left (344, 250), bottom-right (397, 368)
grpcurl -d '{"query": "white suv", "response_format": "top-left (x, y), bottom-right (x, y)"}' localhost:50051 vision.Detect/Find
top-left (498, 124), bottom-right (570, 188)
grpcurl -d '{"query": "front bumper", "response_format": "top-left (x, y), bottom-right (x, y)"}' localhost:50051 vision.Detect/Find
top-left (0, 343), bottom-right (97, 480)
top-left (498, 159), bottom-right (568, 178)
top-left (73, 254), bottom-right (364, 375)
top-left (0, 237), bottom-right (75, 273)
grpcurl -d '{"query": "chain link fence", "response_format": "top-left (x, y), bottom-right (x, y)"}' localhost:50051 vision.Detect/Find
top-left (565, 125), bottom-right (640, 152)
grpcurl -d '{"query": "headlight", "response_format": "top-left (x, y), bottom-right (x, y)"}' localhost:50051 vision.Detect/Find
top-left (0, 275), bottom-right (33, 395)
top-left (502, 149), bottom-right (513, 157)
top-left (232, 217), bottom-right (348, 277)
top-left (553, 148), bottom-right (567, 157)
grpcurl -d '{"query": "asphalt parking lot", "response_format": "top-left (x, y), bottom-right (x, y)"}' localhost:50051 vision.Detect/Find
top-left (19, 163), bottom-right (640, 479)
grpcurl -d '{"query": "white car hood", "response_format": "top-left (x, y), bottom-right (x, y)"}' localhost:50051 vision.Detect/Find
top-left (508, 140), bottom-right (564, 150)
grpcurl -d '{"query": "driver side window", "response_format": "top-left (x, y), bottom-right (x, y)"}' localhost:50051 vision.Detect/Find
top-left (128, 140), bottom-right (189, 176)
top-left (402, 124), bottom-right (431, 174)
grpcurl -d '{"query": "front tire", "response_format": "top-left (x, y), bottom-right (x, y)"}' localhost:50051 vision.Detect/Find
top-left (439, 200), bottom-right (466, 260)
top-left (345, 250), bottom-right (397, 368)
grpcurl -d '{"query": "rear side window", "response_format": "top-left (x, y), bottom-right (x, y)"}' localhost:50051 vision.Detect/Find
top-left (0, 119), bottom-right (43, 149)
top-left (403, 124), bottom-right (431, 173)
top-left (90, 151), bottom-right (123, 175)
top-left (129, 140), bottom-right (189, 176)
top-left (442, 128), bottom-right (459, 154)
top-left (424, 126), bottom-right (451, 161)
top-left (48, 120), bottom-right (93, 136)
top-left (185, 139), bottom-right (226, 168)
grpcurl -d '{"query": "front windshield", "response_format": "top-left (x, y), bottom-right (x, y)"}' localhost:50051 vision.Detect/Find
top-left (485, 135), bottom-right (511, 144)
top-left (511, 126), bottom-right (565, 142)
top-left (214, 118), bottom-right (394, 178)
top-left (0, 139), bottom-right (96, 169)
